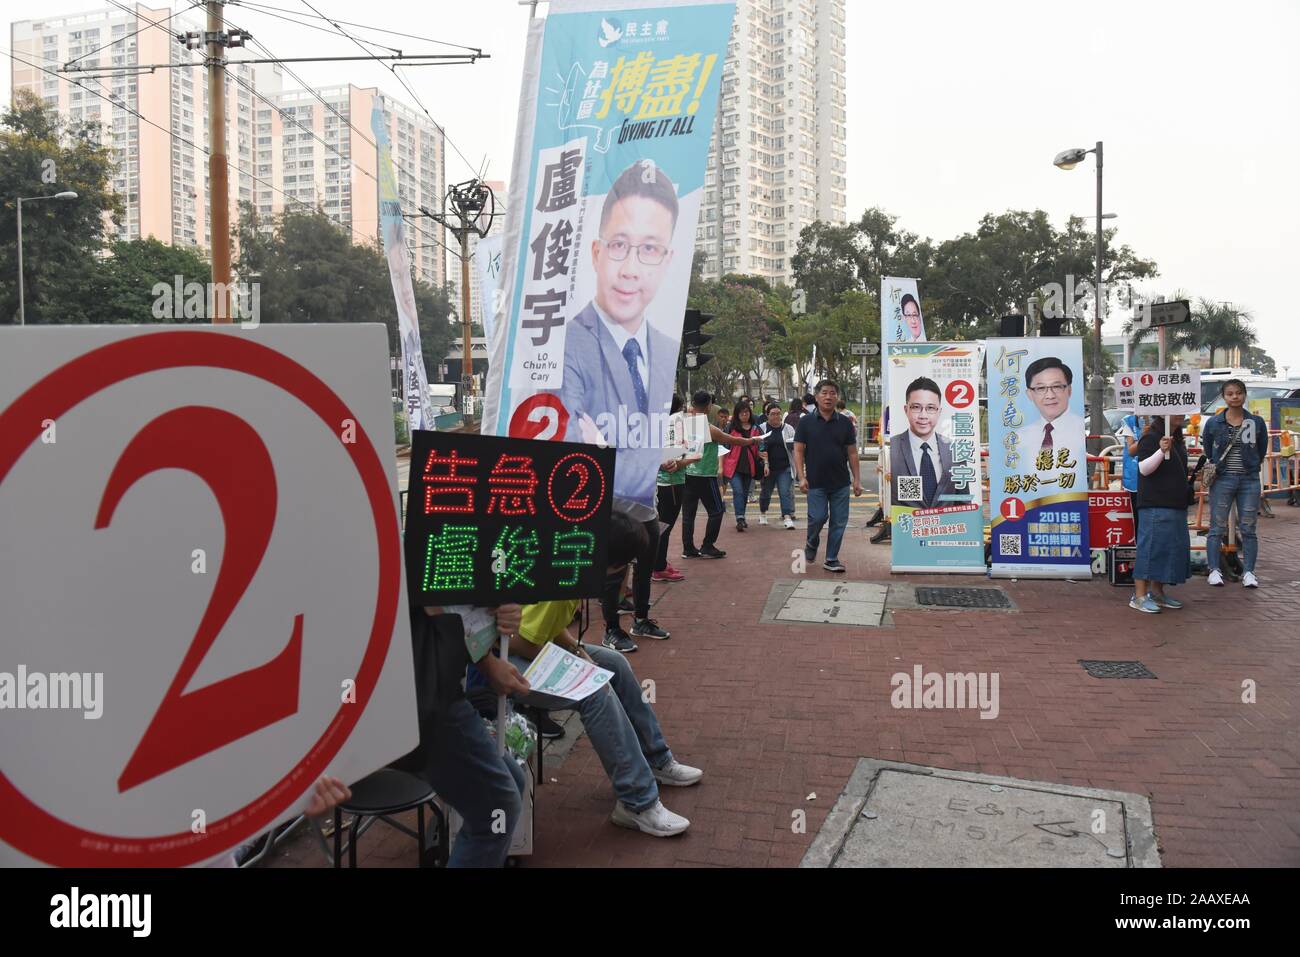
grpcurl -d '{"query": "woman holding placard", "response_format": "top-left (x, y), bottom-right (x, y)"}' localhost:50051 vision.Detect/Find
top-left (1130, 415), bottom-right (1192, 613)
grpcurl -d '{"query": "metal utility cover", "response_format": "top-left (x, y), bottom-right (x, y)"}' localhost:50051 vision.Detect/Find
top-left (1079, 660), bottom-right (1157, 679)
top-left (802, 760), bottom-right (1160, 868)
top-left (771, 580), bottom-right (888, 625)
top-left (776, 597), bottom-right (883, 625)
top-left (792, 581), bottom-right (886, 602)
top-left (915, 587), bottom-right (1012, 609)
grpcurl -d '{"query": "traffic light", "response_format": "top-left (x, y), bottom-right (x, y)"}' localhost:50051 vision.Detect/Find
top-left (682, 308), bottom-right (714, 369)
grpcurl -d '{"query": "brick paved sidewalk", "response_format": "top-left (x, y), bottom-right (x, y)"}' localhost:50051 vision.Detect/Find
top-left (270, 498), bottom-right (1300, 868)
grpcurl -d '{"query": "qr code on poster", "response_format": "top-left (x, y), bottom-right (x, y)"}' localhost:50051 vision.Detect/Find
top-left (897, 476), bottom-right (922, 502)
top-left (999, 534), bottom-right (1021, 556)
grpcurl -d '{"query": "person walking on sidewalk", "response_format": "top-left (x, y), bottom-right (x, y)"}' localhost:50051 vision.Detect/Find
top-left (723, 400), bottom-right (765, 532)
top-left (793, 379), bottom-right (863, 573)
top-left (682, 390), bottom-right (758, 559)
top-left (652, 394), bottom-right (689, 584)
top-left (758, 403), bottom-right (797, 528)
top-left (1202, 379), bottom-right (1269, 588)
top-left (1130, 415), bottom-right (1192, 613)
top-left (785, 399), bottom-right (805, 484)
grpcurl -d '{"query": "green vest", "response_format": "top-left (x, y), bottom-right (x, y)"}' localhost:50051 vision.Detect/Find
top-left (686, 440), bottom-right (719, 477)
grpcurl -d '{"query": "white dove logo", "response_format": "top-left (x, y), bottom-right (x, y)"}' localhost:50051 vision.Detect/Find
top-left (598, 18), bottom-right (623, 47)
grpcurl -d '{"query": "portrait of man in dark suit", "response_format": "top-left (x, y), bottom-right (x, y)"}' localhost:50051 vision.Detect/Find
top-left (560, 161), bottom-right (680, 504)
top-left (889, 376), bottom-right (960, 508)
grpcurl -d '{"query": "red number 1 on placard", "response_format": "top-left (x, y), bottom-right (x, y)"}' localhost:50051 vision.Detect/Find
top-left (96, 407), bottom-right (303, 792)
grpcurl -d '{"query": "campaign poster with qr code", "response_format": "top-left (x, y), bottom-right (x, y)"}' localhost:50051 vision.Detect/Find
top-left (986, 337), bottom-right (1092, 579)
top-left (886, 343), bottom-right (985, 573)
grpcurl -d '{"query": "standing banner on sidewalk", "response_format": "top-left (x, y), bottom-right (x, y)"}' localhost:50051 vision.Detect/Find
top-left (482, 0), bottom-right (737, 509)
top-left (987, 337), bottom-right (1092, 578)
top-left (887, 343), bottom-right (985, 573)
top-left (881, 277), bottom-right (926, 436)
top-left (373, 98), bottom-right (435, 433)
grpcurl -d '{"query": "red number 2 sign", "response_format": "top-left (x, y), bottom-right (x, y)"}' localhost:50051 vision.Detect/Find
top-left (97, 407), bottom-right (303, 792)
top-left (0, 331), bottom-right (401, 867)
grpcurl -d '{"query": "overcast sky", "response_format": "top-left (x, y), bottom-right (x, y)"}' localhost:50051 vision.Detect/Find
top-left (7, 0), bottom-right (1298, 373)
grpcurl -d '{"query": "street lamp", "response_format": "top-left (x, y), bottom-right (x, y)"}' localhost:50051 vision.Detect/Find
top-left (16, 190), bottom-right (78, 325)
top-left (1054, 142), bottom-right (1105, 449)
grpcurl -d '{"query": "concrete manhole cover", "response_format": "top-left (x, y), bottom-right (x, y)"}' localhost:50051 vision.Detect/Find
top-left (770, 581), bottom-right (888, 625)
top-left (802, 759), bottom-right (1159, 868)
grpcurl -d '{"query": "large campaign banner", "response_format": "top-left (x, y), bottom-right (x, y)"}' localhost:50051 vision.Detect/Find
top-left (987, 338), bottom-right (1092, 578)
top-left (483, 0), bottom-right (736, 509)
top-left (887, 343), bottom-right (985, 573)
top-left (372, 98), bottom-right (436, 433)
top-left (881, 278), bottom-right (926, 436)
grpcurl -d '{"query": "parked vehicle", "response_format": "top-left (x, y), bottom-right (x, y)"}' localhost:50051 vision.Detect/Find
top-left (1201, 380), bottom-right (1300, 416)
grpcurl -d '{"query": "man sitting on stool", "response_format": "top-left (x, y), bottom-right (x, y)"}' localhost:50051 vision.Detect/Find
top-left (506, 509), bottom-right (703, 838)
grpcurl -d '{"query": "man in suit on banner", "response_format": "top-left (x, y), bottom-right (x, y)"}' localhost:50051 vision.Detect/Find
top-left (890, 376), bottom-right (960, 509)
top-left (560, 161), bottom-right (680, 505)
top-left (1017, 356), bottom-right (1087, 476)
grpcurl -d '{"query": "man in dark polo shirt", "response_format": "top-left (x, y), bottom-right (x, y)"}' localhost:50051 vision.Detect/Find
top-left (793, 379), bottom-right (863, 573)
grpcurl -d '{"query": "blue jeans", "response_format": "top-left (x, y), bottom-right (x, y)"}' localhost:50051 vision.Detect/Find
top-left (417, 697), bottom-right (525, 868)
top-left (729, 473), bottom-right (754, 520)
top-left (1207, 473), bottom-right (1261, 573)
top-left (511, 643), bottom-right (672, 812)
top-left (806, 485), bottom-right (851, 561)
top-left (760, 466), bottom-right (795, 517)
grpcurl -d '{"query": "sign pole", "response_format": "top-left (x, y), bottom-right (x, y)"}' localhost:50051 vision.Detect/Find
top-left (1158, 326), bottom-right (1170, 459)
top-left (859, 352), bottom-right (867, 448)
top-left (497, 633), bottom-right (508, 756)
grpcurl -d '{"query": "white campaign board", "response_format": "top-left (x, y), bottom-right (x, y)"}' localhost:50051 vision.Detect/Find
top-left (0, 325), bottom-right (418, 866)
top-left (1132, 369), bottom-right (1202, 416)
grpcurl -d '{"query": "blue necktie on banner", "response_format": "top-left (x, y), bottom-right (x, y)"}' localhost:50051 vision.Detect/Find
top-left (920, 442), bottom-right (937, 505)
top-left (623, 339), bottom-right (648, 417)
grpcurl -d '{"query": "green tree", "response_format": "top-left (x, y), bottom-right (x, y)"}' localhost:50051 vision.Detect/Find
top-left (234, 202), bottom-right (456, 365)
top-left (0, 89), bottom-right (122, 323)
top-left (789, 220), bottom-right (861, 313)
top-left (1241, 345), bottom-right (1276, 377)
top-left (83, 238), bottom-right (212, 324)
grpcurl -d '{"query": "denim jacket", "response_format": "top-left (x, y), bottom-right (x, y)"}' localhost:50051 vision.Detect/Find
top-left (1201, 410), bottom-right (1269, 473)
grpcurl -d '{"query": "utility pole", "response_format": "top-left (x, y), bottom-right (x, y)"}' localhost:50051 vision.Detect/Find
top-left (420, 180), bottom-right (496, 416)
top-left (207, 1), bottom-right (231, 323)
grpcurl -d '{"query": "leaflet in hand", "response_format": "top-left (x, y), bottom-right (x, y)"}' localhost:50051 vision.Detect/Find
top-left (521, 642), bottom-right (614, 702)
top-left (446, 605), bottom-right (500, 661)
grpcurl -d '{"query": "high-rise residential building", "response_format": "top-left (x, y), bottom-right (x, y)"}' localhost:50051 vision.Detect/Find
top-left (257, 84), bottom-right (448, 287)
top-left (10, 3), bottom-right (448, 286)
top-left (696, 0), bottom-right (847, 285)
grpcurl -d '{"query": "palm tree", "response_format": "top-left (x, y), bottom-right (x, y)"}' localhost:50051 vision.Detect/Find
top-left (1126, 295), bottom-right (1256, 367)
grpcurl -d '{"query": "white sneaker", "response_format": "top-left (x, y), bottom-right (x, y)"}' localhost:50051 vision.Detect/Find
top-left (610, 799), bottom-right (690, 837)
top-left (1207, 569), bottom-right (1224, 586)
top-left (783, 516), bottom-right (796, 529)
top-left (758, 515), bottom-right (769, 525)
top-left (1242, 572), bottom-right (1259, 588)
top-left (653, 760), bottom-right (704, 787)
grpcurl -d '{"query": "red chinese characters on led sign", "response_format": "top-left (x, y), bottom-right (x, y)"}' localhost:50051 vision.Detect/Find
top-left (423, 449), bottom-right (477, 515)
top-left (547, 452), bottom-right (607, 523)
